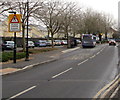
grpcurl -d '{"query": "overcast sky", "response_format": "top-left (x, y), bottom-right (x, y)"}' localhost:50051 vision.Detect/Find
top-left (64, 0), bottom-right (119, 21)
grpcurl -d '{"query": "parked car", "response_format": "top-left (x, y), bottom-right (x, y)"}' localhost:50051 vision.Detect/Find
top-left (46, 40), bottom-right (52, 46)
top-left (109, 39), bottom-right (116, 46)
top-left (34, 41), bottom-right (40, 47)
top-left (61, 40), bottom-right (67, 45)
top-left (2, 41), bottom-right (14, 51)
top-left (28, 41), bottom-right (35, 48)
top-left (76, 39), bottom-right (81, 44)
top-left (38, 40), bottom-right (47, 47)
top-left (115, 38), bottom-right (120, 42)
top-left (54, 40), bottom-right (61, 46)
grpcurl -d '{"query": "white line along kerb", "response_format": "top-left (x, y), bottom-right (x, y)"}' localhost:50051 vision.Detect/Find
top-left (8, 86), bottom-right (36, 100)
top-left (96, 52), bottom-right (100, 55)
top-left (52, 68), bottom-right (72, 79)
top-left (62, 47), bottom-right (80, 53)
top-left (90, 55), bottom-right (96, 59)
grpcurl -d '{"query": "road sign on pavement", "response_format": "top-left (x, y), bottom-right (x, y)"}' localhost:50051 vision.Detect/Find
top-left (10, 15), bottom-right (19, 23)
top-left (8, 14), bottom-right (21, 32)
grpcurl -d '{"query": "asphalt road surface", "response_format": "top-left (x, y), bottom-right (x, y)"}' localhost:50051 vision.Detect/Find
top-left (2, 44), bottom-right (119, 99)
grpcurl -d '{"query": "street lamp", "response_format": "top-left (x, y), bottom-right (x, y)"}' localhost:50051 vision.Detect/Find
top-left (9, 11), bottom-right (17, 63)
top-left (25, 0), bottom-right (29, 61)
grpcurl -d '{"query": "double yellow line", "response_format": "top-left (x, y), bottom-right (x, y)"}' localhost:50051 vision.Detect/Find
top-left (93, 74), bottom-right (120, 99)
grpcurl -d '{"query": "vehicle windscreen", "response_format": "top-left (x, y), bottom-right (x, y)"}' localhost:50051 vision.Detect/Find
top-left (83, 36), bottom-right (92, 41)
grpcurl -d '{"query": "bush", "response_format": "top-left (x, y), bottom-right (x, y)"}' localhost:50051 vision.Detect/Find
top-left (101, 40), bottom-right (108, 44)
top-left (16, 52), bottom-right (26, 59)
top-left (1, 52), bottom-right (13, 62)
top-left (1, 48), bottom-right (58, 62)
top-left (1, 52), bottom-right (26, 62)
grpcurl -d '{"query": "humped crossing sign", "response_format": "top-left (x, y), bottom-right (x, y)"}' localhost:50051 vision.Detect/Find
top-left (8, 14), bottom-right (21, 32)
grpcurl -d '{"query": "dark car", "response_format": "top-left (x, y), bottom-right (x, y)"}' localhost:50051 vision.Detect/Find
top-left (115, 38), bottom-right (120, 42)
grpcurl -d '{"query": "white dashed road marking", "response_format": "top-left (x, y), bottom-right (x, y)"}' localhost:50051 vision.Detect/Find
top-left (52, 68), bottom-right (72, 79)
top-left (8, 86), bottom-right (36, 100)
top-left (78, 59), bottom-right (89, 66)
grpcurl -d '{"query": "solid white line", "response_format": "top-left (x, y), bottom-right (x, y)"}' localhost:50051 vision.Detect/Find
top-left (78, 59), bottom-right (88, 66)
top-left (8, 86), bottom-right (36, 100)
top-left (52, 68), bottom-right (72, 78)
top-left (22, 63), bottom-right (40, 70)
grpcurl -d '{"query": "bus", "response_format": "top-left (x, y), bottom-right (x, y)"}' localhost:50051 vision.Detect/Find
top-left (81, 34), bottom-right (97, 48)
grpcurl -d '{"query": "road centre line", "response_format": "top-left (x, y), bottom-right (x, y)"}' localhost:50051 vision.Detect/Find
top-left (52, 68), bottom-right (72, 79)
top-left (8, 86), bottom-right (36, 100)
top-left (78, 59), bottom-right (89, 66)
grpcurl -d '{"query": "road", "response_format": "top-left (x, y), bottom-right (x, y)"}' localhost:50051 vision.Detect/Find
top-left (2, 44), bottom-right (119, 99)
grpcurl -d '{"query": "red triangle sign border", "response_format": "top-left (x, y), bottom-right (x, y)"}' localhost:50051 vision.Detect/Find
top-left (10, 15), bottom-right (19, 23)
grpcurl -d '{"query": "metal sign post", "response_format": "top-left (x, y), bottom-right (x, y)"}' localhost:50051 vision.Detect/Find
top-left (8, 12), bottom-right (21, 63)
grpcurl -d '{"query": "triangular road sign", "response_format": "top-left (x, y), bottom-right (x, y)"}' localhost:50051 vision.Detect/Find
top-left (10, 15), bottom-right (19, 23)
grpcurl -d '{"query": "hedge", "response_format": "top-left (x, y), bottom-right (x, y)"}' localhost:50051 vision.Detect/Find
top-left (1, 52), bottom-right (26, 62)
top-left (0, 48), bottom-right (58, 62)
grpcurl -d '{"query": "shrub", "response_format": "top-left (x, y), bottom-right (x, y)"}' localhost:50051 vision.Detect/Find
top-left (1, 52), bottom-right (26, 62)
top-left (1, 47), bottom-right (58, 62)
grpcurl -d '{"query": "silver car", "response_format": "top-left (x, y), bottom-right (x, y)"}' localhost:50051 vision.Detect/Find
top-left (2, 41), bottom-right (14, 50)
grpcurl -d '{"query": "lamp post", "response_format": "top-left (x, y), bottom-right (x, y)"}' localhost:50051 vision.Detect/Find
top-left (9, 11), bottom-right (17, 63)
top-left (25, 0), bottom-right (29, 61)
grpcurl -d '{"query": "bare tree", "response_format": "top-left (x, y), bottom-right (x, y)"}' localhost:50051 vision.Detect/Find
top-left (102, 13), bottom-right (115, 39)
top-left (70, 11), bottom-right (84, 38)
top-left (34, 0), bottom-right (65, 48)
top-left (0, 0), bottom-right (115, 48)
top-left (59, 2), bottom-right (80, 47)
top-left (0, 0), bottom-right (44, 51)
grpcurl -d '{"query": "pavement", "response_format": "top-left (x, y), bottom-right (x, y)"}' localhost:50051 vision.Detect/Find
top-left (0, 46), bottom-right (80, 76)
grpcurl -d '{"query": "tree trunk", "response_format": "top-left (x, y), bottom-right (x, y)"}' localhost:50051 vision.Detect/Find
top-left (51, 33), bottom-right (54, 48)
top-left (47, 27), bottom-right (50, 41)
top-left (73, 32), bottom-right (75, 37)
top-left (105, 31), bottom-right (107, 40)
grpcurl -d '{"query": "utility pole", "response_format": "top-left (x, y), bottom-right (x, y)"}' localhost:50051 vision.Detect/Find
top-left (9, 11), bottom-right (17, 63)
top-left (25, 0), bottom-right (29, 61)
